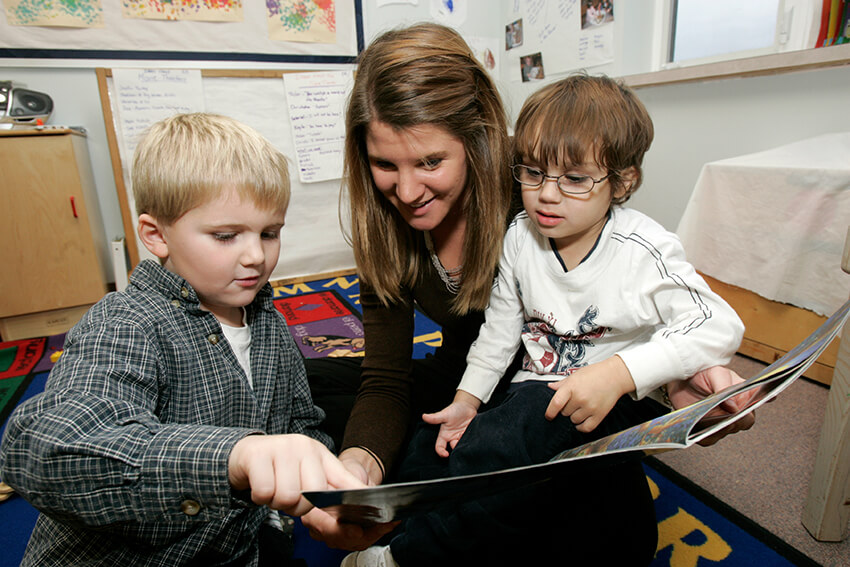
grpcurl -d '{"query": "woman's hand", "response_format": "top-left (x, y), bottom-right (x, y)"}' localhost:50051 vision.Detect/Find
top-left (301, 506), bottom-right (397, 551)
top-left (300, 446), bottom-right (397, 550)
top-left (667, 366), bottom-right (757, 446)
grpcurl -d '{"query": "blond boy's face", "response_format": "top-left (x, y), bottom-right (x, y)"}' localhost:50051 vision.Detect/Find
top-left (152, 188), bottom-right (285, 326)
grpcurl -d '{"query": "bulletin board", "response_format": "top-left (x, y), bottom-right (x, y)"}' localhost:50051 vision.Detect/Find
top-left (502, 0), bottom-right (614, 83)
top-left (0, 0), bottom-right (363, 64)
top-left (96, 67), bottom-right (356, 283)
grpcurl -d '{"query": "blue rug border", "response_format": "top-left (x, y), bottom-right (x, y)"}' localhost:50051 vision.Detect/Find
top-left (644, 457), bottom-right (821, 567)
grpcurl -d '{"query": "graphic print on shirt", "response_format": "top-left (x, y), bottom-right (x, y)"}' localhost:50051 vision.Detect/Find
top-left (521, 306), bottom-right (608, 375)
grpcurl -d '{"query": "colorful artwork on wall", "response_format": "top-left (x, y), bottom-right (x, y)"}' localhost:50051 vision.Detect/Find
top-left (3, 0), bottom-right (104, 27)
top-left (121, 0), bottom-right (243, 22)
top-left (267, 0), bottom-right (336, 43)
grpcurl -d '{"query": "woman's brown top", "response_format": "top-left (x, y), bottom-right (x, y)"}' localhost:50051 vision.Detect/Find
top-left (340, 259), bottom-right (486, 474)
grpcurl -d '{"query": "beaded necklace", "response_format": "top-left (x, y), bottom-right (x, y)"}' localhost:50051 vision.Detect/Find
top-left (424, 231), bottom-right (462, 294)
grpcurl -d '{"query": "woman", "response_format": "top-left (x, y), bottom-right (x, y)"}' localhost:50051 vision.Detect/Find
top-left (303, 22), bottom-right (754, 564)
top-left (306, 21), bottom-right (513, 489)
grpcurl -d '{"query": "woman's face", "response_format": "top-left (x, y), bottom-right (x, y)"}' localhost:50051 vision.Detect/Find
top-left (365, 120), bottom-right (468, 233)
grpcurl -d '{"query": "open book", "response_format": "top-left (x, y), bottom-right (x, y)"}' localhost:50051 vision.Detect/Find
top-left (303, 298), bottom-right (850, 525)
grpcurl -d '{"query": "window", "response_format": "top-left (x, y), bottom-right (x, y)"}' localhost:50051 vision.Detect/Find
top-left (657, 0), bottom-right (819, 70)
top-left (671, 0), bottom-right (782, 63)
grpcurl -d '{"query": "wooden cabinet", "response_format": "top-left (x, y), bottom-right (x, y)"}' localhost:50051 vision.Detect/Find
top-left (0, 129), bottom-right (108, 340)
top-left (701, 273), bottom-right (840, 386)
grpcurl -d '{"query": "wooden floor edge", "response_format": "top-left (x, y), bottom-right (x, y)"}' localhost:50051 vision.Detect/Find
top-left (270, 268), bottom-right (357, 287)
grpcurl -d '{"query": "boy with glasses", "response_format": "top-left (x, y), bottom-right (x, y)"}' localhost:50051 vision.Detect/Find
top-left (425, 73), bottom-right (745, 461)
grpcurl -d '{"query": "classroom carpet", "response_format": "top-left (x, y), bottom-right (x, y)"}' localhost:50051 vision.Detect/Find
top-left (0, 275), bottom-right (822, 566)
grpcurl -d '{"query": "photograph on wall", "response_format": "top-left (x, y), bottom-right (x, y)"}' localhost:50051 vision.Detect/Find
top-left (268, 0), bottom-right (336, 43)
top-left (505, 17), bottom-right (523, 49)
top-left (581, 0), bottom-right (613, 30)
top-left (504, 0), bottom-right (614, 81)
top-left (3, 0), bottom-right (104, 27)
top-left (122, 0), bottom-right (243, 22)
top-left (520, 51), bottom-right (544, 82)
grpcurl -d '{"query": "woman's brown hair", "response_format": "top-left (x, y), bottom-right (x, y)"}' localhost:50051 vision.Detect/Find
top-left (343, 23), bottom-right (512, 314)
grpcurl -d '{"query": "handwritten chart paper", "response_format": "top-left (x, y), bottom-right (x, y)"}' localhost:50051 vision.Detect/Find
top-left (283, 70), bottom-right (352, 183)
top-left (112, 69), bottom-right (205, 162)
top-left (4, 0), bottom-right (104, 27)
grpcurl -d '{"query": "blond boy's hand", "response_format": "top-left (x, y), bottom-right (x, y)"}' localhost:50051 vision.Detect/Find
top-left (422, 390), bottom-right (481, 457)
top-left (544, 356), bottom-right (635, 433)
top-left (228, 433), bottom-right (365, 517)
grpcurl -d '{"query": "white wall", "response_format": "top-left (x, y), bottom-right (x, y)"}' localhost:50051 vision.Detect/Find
top-left (632, 66), bottom-right (850, 230)
top-left (2, 0), bottom-right (847, 281)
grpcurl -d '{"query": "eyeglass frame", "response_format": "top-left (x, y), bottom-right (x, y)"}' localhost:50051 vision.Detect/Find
top-left (510, 163), bottom-right (614, 196)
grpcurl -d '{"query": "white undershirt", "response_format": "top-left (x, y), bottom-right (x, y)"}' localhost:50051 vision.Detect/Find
top-left (219, 310), bottom-right (283, 528)
top-left (219, 309), bottom-right (253, 388)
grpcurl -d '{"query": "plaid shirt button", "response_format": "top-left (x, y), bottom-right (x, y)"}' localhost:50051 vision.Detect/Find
top-left (208, 334), bottom-right (220, 345)
top-left (180, 499), bottom-right (201, 516)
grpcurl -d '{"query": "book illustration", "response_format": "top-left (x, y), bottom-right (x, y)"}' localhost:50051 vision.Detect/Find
top-left (302, 298), bottom-right (850, 525)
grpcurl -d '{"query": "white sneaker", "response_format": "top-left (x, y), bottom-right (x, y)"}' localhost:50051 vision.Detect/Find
top-left (340, 545), bottom-right (399, 567)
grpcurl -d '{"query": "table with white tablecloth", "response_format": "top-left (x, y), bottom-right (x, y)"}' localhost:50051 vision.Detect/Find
top-left (676, 133), bottom-right (850, 384)
top-left (677, 132), bottom-right (850, 318)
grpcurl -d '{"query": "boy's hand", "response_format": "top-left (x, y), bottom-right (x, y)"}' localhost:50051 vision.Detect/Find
top-left (422, 390), bottom-right (481, 457)
top-left (545, 356), bottom-right (634, 433)
top-left (228, 433), bottom-right (365, 517)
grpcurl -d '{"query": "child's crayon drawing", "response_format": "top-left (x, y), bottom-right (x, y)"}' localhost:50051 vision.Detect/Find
top-left (267, 0), bottom-right (336, 44)
top-left (4, 0), bottom-right (104, 27)
top-left (121, 0), bottom-right (242, 22)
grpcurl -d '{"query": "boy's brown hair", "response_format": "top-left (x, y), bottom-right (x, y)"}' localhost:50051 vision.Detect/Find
top-left (513, 74), bottom-right (654, 204)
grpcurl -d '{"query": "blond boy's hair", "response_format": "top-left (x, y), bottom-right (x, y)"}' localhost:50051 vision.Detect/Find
top-left (513, 74), bottom-right (654, 205)
top-left (133, 113), bottom-right (290, 224)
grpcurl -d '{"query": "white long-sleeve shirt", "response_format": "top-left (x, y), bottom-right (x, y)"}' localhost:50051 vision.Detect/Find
top-left (459, 207), bottom-right (744, 405)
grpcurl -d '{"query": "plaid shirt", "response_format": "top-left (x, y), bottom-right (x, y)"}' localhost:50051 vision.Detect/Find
top-left (0, 260), bottom-right (330, 566)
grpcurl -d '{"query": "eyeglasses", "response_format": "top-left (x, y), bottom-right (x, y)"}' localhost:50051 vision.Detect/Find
top-left (511, 164), bottom-right (612, 195)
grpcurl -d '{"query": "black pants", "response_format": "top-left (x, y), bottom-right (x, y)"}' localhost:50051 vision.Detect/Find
top-left (390, 384), bottom-right (665, 566)
top-left (306, 358), bottom-right (663, 566)
top-left (257, 523), bottom-right (305, 567)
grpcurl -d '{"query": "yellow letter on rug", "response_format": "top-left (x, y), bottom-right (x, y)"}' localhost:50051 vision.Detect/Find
top-left (657, 508), bottom-right (732, 567)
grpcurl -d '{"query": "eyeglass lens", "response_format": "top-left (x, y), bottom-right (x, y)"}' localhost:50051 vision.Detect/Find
top-left (512, 165), bottom-right (595, 194)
